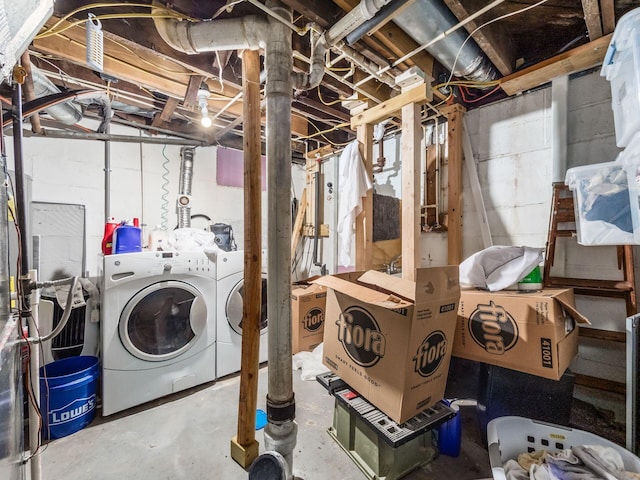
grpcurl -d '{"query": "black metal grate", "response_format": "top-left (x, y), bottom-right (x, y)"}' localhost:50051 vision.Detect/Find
top-left (42, 293), bottom-right (88, 360)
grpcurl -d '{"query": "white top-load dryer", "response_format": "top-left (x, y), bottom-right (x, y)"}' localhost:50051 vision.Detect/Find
top-left (100, 250), bottom-right (216, 416)
top-left (216, 250), bottom-right (268, 378)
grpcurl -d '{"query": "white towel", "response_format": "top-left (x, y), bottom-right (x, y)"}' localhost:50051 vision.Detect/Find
top-left (337, 141), bottom-right (373, 267)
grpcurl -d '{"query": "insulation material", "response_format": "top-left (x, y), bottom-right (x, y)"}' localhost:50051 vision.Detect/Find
top-left (216, 147), bottom-right (266, 190)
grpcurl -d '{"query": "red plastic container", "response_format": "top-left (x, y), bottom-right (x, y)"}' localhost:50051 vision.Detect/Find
top-left (101, 217), bottom-right (119, 255)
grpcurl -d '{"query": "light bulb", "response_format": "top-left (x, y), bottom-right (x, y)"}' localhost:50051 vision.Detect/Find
top-left (201, 115), bottom-right (212, 128)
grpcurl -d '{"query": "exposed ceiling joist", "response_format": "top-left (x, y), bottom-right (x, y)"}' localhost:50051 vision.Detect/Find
top-left (600, 0), bottom-right (616, 34)
top-left (443, 0), bottom-right (516, 76)
top-left (581, 0), bottom-right (604, 40)
top-left (499, 33), bottom-right (611, 96)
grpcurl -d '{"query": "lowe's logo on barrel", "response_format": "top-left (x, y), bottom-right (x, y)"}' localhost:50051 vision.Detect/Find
top-left (469, 300), bottom-right (518, 355)
top-left (50, 395), bottom-right (97, 425)
top-left (413, 330), bottom-right (448, 377)
top-left (336, 306), bottom-right (386, 367)
top-left (303, 307), bottom-right (324, 332)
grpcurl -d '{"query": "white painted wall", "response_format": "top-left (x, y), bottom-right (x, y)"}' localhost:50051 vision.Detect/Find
top-left (5, 122), bottom-right (274, 277)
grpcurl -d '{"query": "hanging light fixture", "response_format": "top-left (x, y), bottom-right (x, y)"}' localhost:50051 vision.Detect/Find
top-left (197, 82), bottom-right (212, 128)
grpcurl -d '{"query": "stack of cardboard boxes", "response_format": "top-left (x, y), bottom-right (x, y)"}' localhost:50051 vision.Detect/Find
top-left (300, 266), bottom-right (589, 425)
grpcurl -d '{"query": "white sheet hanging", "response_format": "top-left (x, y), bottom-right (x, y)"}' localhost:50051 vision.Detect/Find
top-left (337, 140), bottom-right (373, 267)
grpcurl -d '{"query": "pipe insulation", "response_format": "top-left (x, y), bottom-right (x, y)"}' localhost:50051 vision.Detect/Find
top-left (152, 4), bottom-right (268, 52)
top-left (292, 29), bottom-right (326, 91)
top-left (393, 0), bottom-right (498, 82)
top-left (346, 0), bottom-right (413, 45)
top-left (178, 147), bottom-right (195, 229)
top-left (30, 64), bottom-right (83, 125)
top-left (324, 0), bottom-right (394, 46)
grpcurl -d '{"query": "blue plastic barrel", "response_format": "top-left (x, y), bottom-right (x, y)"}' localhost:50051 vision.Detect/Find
top-left (113, 224), bottom-right (142, 254)
top-left (39, 356), bottom-right (100, 440)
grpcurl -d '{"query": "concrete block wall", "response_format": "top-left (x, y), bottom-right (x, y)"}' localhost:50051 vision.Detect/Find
top-left (4, 122), bottom-right (272, 276)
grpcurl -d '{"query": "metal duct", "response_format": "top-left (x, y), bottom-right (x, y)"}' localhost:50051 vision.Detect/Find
top-left (177, 147), bottom-right (195, 228)
top-left (29, 65), bottom-right (83, 125)
top-left (393, 0), bottom-right (498, 82)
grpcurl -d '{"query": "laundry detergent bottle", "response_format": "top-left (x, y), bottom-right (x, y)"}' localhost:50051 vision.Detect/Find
top-left (113, 222), bottom-right (142, 254)
top-left (101, 217), bottom-right (119, 255)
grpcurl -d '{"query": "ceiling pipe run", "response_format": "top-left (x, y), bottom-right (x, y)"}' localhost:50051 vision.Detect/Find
top-left (393, 0), bottom-right (498, 82)
top-left (30, 64), bottom-right (83, 125)
top-left (153, 2), bottom-right (299, 477)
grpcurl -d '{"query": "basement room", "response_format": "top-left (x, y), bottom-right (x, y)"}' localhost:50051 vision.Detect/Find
top-left (2, 1), bottom-right (640, 479)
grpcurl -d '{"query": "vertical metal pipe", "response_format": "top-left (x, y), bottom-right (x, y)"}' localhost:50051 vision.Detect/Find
top-left (0, 114), bottom-right (10, 326)
top-left (104, 123), bottom-right (111, 220)
top-left (27, 269), bottom-right (41, 480)
top-left (263, 2), bottom-right (297, 479)
top-left (12, 82), bottom-right (29, 275)
top-left (552, 76), bottom-right (569, 184)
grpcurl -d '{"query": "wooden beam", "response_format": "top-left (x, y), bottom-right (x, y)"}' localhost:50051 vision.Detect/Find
top-left (351, 83), bottom-right (429, 128)
top-left (401, 101), bottom-right (422, 281)
top-left (425, 144), bottom-right (438, 227)
top-left (443, 0), bottom-right (516, 76)
top-left (442, 104), bottom-right (466, 266)
top-left (600, 0), bottom-right (615, 34)
top-left (291, 188), bottom-right (308, 258)
top-left (183, 75), bottom-right (205, 109)
top-left (499, 34), bottom-right (612, 96)
top-left (280, 0), bottom-right (338, 28)
top-left (581, 0), bottom-right (604, 40)
top-left (158, 97), bottom-right (179, 124)
top-left (354, 102), bottom-right (374, 270)
top-left (231, 48), bottom-right (261, 470)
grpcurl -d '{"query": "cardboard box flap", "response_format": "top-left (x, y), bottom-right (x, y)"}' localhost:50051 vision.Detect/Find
top-left (414, 267), bottom-right (460, 303)
top-left (291, 282), bottom-right (326, 297)
top-left (357, 270), bottom-right (415, 302)
top-left (555, 294), bottom-right (591, 325)
top-left (312, 274), bottom-right (413, 310)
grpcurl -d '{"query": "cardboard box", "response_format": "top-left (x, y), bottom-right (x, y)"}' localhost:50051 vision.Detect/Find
top-left (314, 267), bottom-right (460, 424)
top-left (453, 289), bottom-right (590, 380)
top-left (291, 280), bottom-right (327, 354)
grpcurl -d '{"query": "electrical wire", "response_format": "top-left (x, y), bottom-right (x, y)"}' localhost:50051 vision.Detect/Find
top-left (36, 3), bottom-right (196, 39)
top-left (317, 87), bottom-right (345, 106)
top-left (443, 0), bottom-right (550, 89)
top-left (6, 172), bottom-right (49, 457)
top-left (160, 144), bottom-right (171, 230)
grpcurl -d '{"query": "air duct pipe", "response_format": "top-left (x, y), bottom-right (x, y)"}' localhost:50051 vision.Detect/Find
top-left (393, 0), bottom-right (498, 82)
top-left (30, 64), bottom-right (83, 125)
top-left (177, 147), bottom-right (195, 229)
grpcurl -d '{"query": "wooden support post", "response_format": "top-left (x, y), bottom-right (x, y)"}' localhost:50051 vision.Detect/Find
top-left (230, 48), bottom-right (261, 469)
top-left (355, 122), bottom-right (374, 271)
top-left (401, 102), bottom-right (421, 281)
top-left (442, 104), bottom-right (466, 266)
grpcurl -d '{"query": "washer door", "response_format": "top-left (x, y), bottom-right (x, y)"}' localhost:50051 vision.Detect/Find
top-left (119, 280), bottom-right (207, 362)
top-left (226, 276), bottom-right (268, 336)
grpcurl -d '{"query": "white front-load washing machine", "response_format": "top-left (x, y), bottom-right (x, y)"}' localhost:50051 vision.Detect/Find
top-left (100, 250), bottom-right (216, 416)
top-left (216, 250), bottom-right (268, 378)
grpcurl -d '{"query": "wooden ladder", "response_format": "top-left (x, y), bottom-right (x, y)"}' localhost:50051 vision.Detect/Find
top-left (543, 183), bottom-right (637, 317)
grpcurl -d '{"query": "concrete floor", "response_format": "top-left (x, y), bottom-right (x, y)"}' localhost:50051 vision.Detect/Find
top-left (37, 366), bottom-right (494, 480)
